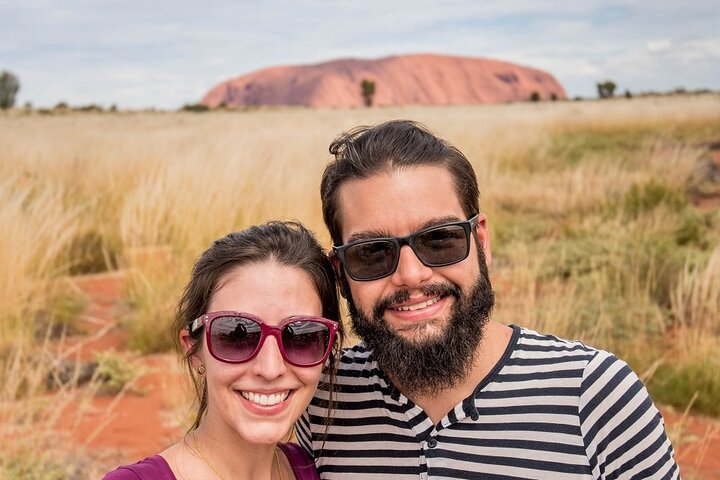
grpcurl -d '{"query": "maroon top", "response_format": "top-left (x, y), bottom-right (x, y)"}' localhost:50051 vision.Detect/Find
top-left (279, 442), bottom-right (319, 480)
top-left (102, 442), bottom-right (318, 479)
top-left (102, 455), bottom-right (174, 480)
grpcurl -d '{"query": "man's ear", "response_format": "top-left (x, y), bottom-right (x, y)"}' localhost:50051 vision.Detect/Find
top-left (475, 213), bottom-right (492, 267)
top-left (329, 250), bottom-right (349, 299)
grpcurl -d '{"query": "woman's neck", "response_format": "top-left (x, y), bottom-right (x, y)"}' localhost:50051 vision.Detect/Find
top-left (162, 424), bottom-right (288, 480)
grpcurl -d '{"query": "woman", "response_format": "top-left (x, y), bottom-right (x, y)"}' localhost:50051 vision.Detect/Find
top-left (104, 221), bottom-right (343, 479)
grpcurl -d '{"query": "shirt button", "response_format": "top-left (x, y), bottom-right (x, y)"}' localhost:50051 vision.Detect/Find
top-left (427, 438), bottom-right (438, 448)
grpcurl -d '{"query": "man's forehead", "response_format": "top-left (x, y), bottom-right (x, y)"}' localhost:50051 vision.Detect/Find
top-left (335, 167), bottom-right (465, 242)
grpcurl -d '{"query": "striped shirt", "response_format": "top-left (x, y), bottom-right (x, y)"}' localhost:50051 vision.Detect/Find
top-left (297, 326), bottom-right (680, 479)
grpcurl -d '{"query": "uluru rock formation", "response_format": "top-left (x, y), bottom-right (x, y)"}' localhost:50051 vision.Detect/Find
top-left (201, 53), bottom-right (566, 108)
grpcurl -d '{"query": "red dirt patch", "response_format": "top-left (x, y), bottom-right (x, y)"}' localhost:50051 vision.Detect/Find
top-left (53, 272), bottom-right (185, 469)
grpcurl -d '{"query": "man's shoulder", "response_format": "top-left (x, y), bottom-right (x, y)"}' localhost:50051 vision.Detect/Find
top-left (338, 340), bottom-right (375, 364)
top-left (320, 341), bottom-right (389, 389)
top-left (514, 326), bottom-right (602, 356)
top-left (510, 326), bottom-right (631, 376)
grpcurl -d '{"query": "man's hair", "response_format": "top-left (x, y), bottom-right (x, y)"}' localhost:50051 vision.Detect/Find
top-left (321, 120), bottom-right (480, 245)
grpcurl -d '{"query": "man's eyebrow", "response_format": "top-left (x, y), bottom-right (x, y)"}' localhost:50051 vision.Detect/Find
top-left (345, 215), bottom-right (463, 244)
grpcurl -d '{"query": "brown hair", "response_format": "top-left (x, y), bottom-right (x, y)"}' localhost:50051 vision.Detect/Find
top-left (320, 120), bottom-right (480, 245)
top-left (172, 221), bottom-right (343, 431)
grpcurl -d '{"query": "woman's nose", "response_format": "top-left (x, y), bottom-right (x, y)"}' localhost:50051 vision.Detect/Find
top-left (250, 335), bottom-right (288, 380)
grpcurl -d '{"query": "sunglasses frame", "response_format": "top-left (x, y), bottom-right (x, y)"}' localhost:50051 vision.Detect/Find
top-left (190, 311), bottom-right (339, 367)
top-left (333, 214), bottom-right (480, 281)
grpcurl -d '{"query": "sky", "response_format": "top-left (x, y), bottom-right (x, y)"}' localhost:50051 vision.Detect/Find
top-left (1, 0), bottom-right (719, 110)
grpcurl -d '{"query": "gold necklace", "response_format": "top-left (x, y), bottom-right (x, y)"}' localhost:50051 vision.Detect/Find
top-left (275, 447), bottom-right (285, 480)
top-left (187, 433), bottom-right (285, 480)
top-left (189, 432), bottom-right (226, 480)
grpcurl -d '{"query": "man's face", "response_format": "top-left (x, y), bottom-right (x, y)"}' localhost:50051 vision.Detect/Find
top-left (335, 165), bottom-right (494, 394)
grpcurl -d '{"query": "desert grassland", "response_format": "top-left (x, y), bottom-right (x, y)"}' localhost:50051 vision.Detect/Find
top-left (1, 95), bottom-right (720, 478)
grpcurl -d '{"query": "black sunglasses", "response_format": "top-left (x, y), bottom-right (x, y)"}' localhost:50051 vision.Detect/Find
top-left (332, 214), bottom-right (479, 281)
top-left (190, 312), bottom-right (339, 367)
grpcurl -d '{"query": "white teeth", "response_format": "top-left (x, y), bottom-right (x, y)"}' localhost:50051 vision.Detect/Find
top-left (240, 391), bottom-right (289, 406)
top-left (395, 296), bottom-right (440, 311)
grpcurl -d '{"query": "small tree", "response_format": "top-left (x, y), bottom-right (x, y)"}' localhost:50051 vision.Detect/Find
top-left (597, 80), bottom-right (617, 99)
top-left (0, 70), bottom-right (20, 110)
top-left (361, 79), bottom-right (376, 107)
top-left (529, 91), bottom-right (541, 102)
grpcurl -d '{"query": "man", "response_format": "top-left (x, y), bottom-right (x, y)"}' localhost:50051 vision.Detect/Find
top-left (297, 120), bottom-right (679, 479)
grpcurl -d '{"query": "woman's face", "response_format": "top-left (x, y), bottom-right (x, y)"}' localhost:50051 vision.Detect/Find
top-left (196, 260), bottom-right (325, 445)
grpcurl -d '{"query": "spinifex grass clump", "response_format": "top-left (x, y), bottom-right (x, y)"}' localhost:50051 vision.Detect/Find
top-left (0, 180), bottom-right (82, 353)
top-left (0, 337), bottom-right (110, 480)
top-left (487, 96), bottom-right (720, 416)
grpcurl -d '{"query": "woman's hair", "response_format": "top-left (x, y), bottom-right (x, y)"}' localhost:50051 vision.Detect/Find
top-left (172, 220), bottom-right (343, 431)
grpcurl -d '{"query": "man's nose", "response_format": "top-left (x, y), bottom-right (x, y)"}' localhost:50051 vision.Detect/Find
top-left (390, 245), bottom-right (433, 288)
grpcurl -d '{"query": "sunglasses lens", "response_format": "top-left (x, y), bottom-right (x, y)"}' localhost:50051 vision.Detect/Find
top-left (209, 316), bottom-right (261, 362)
top-left (344, 240), bottom-right (397, 280)
top-left (415, 224), bottom-right (469, 266)
top-left (281, 320), bottom-right (331, 366)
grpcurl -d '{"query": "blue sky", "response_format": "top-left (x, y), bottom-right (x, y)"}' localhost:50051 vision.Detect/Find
top-left (2, 0), bottom-right (718, 109)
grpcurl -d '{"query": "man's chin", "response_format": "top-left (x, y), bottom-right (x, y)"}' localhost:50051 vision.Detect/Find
top-left (391, 319), bottom-right (447, 344)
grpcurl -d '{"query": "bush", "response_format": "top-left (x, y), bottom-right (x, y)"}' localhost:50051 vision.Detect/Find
top-left (649, 357), bottom-right (720, 416)
top-left (181, 103), bottom-right (210, 112)
top-left (33, 288), bottom-right (88, 339)
top-left (597, 80), bottom-right (616, 99)
top-left (622, 180), bottom-right (687, 219)
top-left (0, 70), bottom-right (20, 110)
top-left (94, 350), bottom-right (141, 394)
top-left (360, 79), bottom-right (376, 107)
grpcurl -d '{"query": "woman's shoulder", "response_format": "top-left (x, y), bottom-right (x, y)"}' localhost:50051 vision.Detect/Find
top-left (278, 442), bottom-right (319, 480)
top-left (102, 455), bottom-right (175, 480)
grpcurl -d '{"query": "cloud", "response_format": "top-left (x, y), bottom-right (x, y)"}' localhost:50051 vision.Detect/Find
top-left (646, 39), bottom-right (672, 53)
top-left (2, 0), bottom-right (719, 107)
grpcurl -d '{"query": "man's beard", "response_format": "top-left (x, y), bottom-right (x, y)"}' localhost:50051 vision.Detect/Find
top-left (346, 252), bottom-right (495, 397)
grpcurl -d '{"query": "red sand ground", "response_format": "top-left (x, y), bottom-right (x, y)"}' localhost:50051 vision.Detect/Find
top-left (57, 272), bottom-right (720, 479)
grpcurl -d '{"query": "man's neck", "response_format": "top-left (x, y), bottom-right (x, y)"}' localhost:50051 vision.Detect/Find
top-left (389, 321), bottom-right (513, 425)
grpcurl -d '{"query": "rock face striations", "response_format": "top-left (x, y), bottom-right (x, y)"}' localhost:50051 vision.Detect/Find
top-left (201, 54), bottom-right (566, 108)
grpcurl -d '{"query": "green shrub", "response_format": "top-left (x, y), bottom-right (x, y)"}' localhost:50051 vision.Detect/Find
top-left (547, 129), bottom-right (652, 168)
top-left (33, 288), bottom-right (88, 338)
top-left (94, 350), bottom-right (141, 394)
top-left (622, 180), bottom-right (687, 219)
top-left (181, 103), bottom-right (210, 112)
top-left (674, 209), bottom-right (712, 248)
top-left (648, 357), bottom-right (720, 417)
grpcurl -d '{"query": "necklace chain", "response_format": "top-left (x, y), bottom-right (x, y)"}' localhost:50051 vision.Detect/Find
top-left (187, 432), bottom-right (285, 480)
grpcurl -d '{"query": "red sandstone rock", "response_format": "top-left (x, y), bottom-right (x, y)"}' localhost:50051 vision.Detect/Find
top-left (201, 54), bottom-right (567, 108)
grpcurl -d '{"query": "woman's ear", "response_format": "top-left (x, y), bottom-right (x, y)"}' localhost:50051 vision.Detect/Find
top-left (180, 328), bottom-right (201, 369)
top-left (179, 328), bottom-right (192, 353)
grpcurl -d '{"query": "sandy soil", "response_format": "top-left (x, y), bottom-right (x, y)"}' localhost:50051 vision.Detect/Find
top-left (55, 272), bottom-right (720, 479)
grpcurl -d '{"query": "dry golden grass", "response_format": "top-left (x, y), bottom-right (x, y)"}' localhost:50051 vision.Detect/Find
top-left (1, 94), bottom-right (719, 478)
